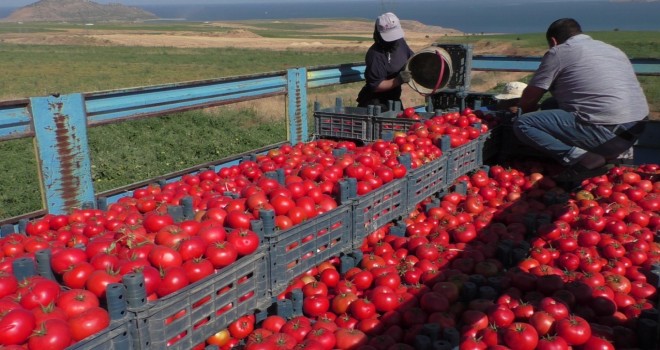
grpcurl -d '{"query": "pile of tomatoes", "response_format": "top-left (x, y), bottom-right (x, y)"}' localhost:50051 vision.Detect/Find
top-left (0, 273), bottom-right (111, 349)
top-left (3, 104), bottom-right (656, 350)
top-left (207, 161), bottom-right (659, 350)
top-left (0, 108), bottom-right (491, 349)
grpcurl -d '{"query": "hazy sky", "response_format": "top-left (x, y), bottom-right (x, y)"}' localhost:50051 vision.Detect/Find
top-left (1, 0), bottom-right (607, 7)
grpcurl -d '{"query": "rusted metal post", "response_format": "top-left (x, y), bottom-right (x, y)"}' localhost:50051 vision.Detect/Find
top-left (30, 93), bottom-right (95, 214)
top-left (287, 68), bottom-right (308, 145)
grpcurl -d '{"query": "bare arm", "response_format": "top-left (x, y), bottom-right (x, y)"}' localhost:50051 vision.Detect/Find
top-left (518, 85), bottom-right (547, 113)
top-left (374, 77), bottom-right (404, 93)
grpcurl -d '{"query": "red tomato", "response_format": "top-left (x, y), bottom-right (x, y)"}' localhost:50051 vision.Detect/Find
top-left (56, 289), bottom-right (100, 319)
top-left (528, 311), bottom-right (555, 336)
top-left (555, 315), bottom-right (591, 346)
top-left (197, 223), bottom-right (227, 244)
top-left (270, 195), bottom-right (297, 217)
top-left (539, 297), bottom-right (569, 321)
top-left (503, 322), bottom-right (539, 350)
top-left (228, 315), bottom-right (254, 340)
top-left (536, 335), bottom-right (569, 350)
top-left (333, 328), bottom-right (367, 350)
top-left (331, 292), bottom-right (358, 314)
top-left (487, 304), bottom-right (515, 328)
top-left (582, 335), bottom-right (615, 350)
top-left (177, 236), bottom-right (207, 262)
top-left (262, 315), bottom-right (286, 333)
top-left (18, 277), bottom-right (61, 310)
top-left (32, 303), bottom-right (68, 325)
top-left (266, 333), bottom-right (297, 350)
top-left (50, 248), bottom-right (87, 275)
top-left (403, 107), bottom-right (416, 118)
top-left (349, 298), bottom-right (377, 320)
top-left (155, 225), bottom-right (190, 249)
top-left (182, 258), bottom-right (214, 283)
top-left (143, 213), bottom-right (174, 233)
top-left (281, 317), bottom-right (313, 343)
top-left (225, 210), bottom-right (254, 230)
top-left (156, 266), bottom-right (190, 297)
top-left (67, 306), bottom-right (110, 341)
top-left (305, 328), bottom-right (336, 350)
top-left (205, 241), bottom-right (238, 269)
top-left (320, 269), bottom-right (340, 288)
top-left (604, 274), bottom-right (631, 294)
top-left (226, 229), bottom-right (259, 256)
top-left (28, 318), bottom-right (73, 350)
top-left (0, 308), bottom-right (36, 345)
top-left (148, 245), bottom-right (183, 269)
top-left (302, 281), bottom-right (328, 297)
top-left (302, 295), bottom-right (330, 318)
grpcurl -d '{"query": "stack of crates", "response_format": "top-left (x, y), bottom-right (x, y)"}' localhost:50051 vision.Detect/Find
top-left (313, 98), bottom-right (377, 142)
top-left (111, 43), bottom-right (518, 349)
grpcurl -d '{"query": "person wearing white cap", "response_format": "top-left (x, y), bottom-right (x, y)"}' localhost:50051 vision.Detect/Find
top-left (493, 81), bottom-right (527, 114)
top-left (356, 12), bottom-right (414, 111)
top-left (513, 18), bottom-right (648, 189)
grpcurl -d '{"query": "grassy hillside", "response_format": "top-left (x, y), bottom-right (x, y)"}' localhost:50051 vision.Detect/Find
top-left (0, 44), bottom-right (363, 100)
top-left (0, 23), bottom-right (657, 220)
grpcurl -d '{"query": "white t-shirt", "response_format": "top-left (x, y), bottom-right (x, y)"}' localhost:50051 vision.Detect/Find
top-left (529, 34), bottom-right (649, 124)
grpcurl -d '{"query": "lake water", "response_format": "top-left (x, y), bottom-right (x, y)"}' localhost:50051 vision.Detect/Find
top-left (139, 1), bottom-right (660, 34)
top-left (1, 1), bottom-right (659, 34)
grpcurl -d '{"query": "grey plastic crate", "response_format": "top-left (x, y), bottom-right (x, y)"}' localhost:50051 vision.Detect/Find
top-left (128, 250), bottom-right (269, 350)
top-left (67, 317), bottom-right (131, 350)
top-left (254, 204), bottom-right (352, 297)
top-left (372, 110), bottom-right (438, 140)
top-left (430, 92), bottom-right (497, 111)
top-left (406, 155), bottom-right (449, 212)
top-left (447, 137), bottom-right (483, 184)
top-left (314, 103), bottom-right (375, 142)
top-left (314, 111), bottom-right (373, 142)
top-left (345, 177), bottom-right (407, 249)
top-left (465, 93), bottom-right (497, 110)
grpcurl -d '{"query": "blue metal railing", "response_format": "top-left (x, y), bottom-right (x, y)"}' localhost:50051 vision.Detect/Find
top-left (0, 56), bottom-right (657, 222)
top-left (472, 55), bottom-right (660, 75)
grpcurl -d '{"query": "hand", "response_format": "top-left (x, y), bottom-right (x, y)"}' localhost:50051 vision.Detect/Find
top-left (398, 70), bottom-right (412, 84)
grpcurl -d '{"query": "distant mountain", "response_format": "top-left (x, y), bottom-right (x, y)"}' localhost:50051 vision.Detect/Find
top-left (3, 0), bottom-right (158, 22)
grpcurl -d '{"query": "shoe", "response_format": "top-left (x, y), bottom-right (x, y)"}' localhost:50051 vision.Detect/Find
top-left (552, 164), bottom-right (613, 192)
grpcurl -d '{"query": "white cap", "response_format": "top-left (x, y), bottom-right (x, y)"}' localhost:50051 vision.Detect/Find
top-left (494, 82), bottom-right (528, 100)
top-left (376, 12), bottom-right (404, 42)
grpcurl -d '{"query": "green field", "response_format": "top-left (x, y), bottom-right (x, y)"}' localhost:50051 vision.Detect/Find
top-left (0, 22), bottom-right (657, 220)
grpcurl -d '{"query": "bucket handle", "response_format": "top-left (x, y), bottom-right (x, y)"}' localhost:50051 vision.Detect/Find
top-left (424, 50), bottom-right (446, 96)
